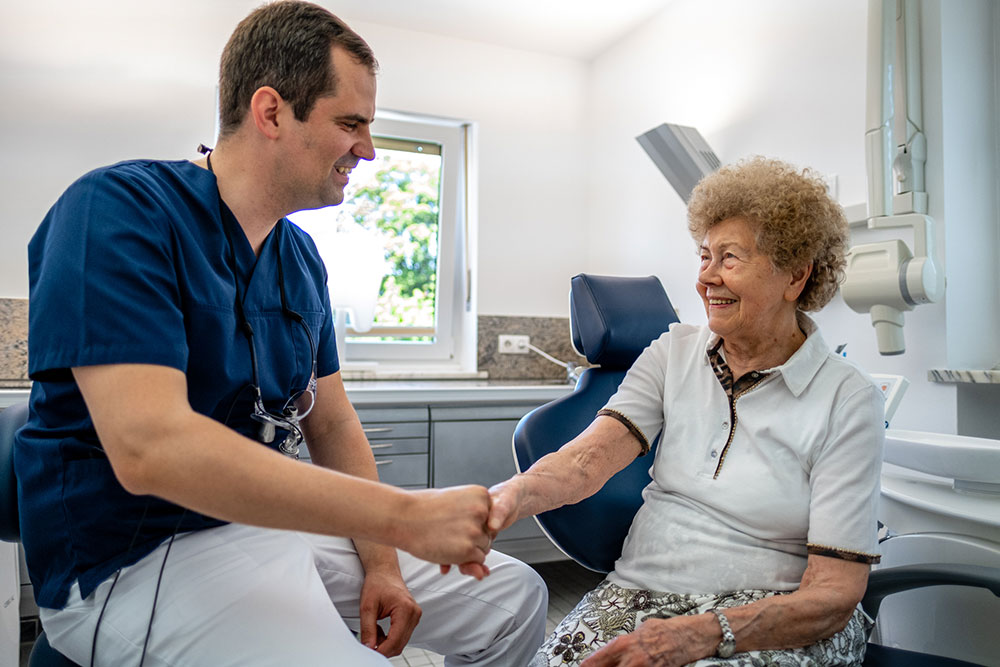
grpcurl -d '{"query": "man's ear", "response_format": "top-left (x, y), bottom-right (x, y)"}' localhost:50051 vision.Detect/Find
top-left (785, 262), bottom-right (813, 302)
top-left (248, 86), bottom-right (284, 140)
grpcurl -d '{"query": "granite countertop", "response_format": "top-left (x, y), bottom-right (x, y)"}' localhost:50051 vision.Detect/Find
top-left (928, 369), bottom-right (1000, 384)
top-left (344, 378), bottom-right (575, 405)
top-left (0, 298), bottom-right (27, 388)
top-left (0, 378), bottom-right (576, 409)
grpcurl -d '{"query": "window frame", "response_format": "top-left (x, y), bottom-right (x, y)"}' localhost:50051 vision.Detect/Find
top-left (336, 110), bottom-right (477, 373)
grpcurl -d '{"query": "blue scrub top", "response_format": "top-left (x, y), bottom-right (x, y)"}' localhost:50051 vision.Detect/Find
top-left (15, 159), bottom-right (340, 608)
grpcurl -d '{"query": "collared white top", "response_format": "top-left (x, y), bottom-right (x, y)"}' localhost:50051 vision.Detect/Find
top-left (603, 314), bottom-right (884, 594)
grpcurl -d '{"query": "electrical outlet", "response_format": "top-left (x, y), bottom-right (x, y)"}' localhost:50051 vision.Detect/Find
top-left (498, 334), bottom-right (530, 354)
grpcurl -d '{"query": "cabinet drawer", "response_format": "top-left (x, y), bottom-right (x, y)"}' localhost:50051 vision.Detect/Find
top-left (362, 422), bottom-right (429, 440)
top-left (375, 453), bottom-right (429, 487)
top-left (356, 407), bottom-right (429, 423)
top-left (368, 438), bottom-right (428, 455)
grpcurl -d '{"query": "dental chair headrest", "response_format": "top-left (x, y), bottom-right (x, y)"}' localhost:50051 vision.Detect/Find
top-left (569, 273), bottom-right (679, 370)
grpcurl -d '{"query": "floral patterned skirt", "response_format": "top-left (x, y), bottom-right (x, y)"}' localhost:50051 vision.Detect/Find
top-left (530, 581), bottom-right (872, 667)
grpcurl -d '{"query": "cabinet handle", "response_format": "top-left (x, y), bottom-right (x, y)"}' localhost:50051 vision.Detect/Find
top-left (370, 443), bottom-right (394, 450)
top-left (364, 427), bottom-right (393, 434)
top-left (375, 459), bottom-right (393, 466)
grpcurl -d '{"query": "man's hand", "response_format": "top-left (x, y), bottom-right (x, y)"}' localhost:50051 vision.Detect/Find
top-left (434, 476), bottom-right (528, 581)
top-left (399, 485), bottom-right (493, 569)
top-left (358, 567), bottom-right (422, 657)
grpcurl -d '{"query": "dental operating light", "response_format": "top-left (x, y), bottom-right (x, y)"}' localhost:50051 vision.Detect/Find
top-left (636, 123), bottom-right (721, 203)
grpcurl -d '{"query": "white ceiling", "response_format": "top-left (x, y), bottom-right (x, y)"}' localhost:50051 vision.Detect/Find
top-left (330, 0), bottom-right (676, 60)
top-left (0, 0), bottom-right (677, 69)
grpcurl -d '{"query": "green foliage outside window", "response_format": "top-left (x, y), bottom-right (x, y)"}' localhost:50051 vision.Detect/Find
top-left (346, 149), bottom-right (441, 330)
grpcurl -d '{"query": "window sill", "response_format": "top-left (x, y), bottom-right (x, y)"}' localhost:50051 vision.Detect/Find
top-left (339, 364), bottom-right (487, 381)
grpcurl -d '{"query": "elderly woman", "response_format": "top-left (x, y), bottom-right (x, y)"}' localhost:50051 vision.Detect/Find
top-left (489, 157), bottom-right (884, 666)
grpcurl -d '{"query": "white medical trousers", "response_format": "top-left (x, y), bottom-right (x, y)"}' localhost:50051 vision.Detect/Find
top-left (39, 523), bottom-right (549, 666)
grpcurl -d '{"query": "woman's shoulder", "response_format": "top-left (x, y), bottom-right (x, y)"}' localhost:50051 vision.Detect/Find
top-left (820, 352), bottom-right (884, 405)
top-left (640, 322), bottom-right (713, 362)
top-left (654, 321), bottom-right (711, 346)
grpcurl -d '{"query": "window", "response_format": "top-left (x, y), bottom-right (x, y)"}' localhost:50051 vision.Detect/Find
top-left (288, 112), bottom-right (476, 373)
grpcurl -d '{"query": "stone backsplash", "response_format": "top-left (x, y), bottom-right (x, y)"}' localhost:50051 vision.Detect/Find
top-left (0, 298), bottom-right (28, 388)
top-left (477, 315), bottom-right (589, 381)
top-left (0, 302), bottom-right (587, 385)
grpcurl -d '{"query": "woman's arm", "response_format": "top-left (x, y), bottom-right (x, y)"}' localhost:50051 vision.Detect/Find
top-left (582, 554), bottom-right (869, 666)
top-left (488, 415), bottom-right (644, 534)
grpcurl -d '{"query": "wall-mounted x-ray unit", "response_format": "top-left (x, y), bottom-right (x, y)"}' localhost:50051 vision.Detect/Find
top-left (841, 0), bottom-right (945, 355)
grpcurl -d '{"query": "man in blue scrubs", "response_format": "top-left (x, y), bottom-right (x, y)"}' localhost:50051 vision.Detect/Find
top-left (15, 2), bottom-right (547, 665)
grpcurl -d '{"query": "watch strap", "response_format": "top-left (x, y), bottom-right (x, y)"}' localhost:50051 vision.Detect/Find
top-left (709, 608), bottom-right (736, 658)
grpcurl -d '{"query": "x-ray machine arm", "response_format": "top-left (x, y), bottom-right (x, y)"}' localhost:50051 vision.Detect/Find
top-left (841, 0), bottom-right (945, 355)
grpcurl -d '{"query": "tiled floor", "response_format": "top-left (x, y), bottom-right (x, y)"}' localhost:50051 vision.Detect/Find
top-left (19, 559), bottom-right (604, 667)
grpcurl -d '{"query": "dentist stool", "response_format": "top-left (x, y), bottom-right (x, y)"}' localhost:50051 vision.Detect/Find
top-left (0, 401), bottom-right (81, 667)
top-left (511, 274), bottom-right (1000, 666)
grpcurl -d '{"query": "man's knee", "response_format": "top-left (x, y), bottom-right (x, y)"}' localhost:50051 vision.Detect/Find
top-left (485, 553), bottom-right (549, 624)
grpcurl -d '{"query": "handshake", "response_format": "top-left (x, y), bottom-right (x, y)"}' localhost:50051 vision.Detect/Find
top-left (396, 477), bottom-right (526, 580)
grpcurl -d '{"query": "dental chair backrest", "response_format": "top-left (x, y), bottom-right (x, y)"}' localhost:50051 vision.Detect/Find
top-left (512, 274), bottom-right (678, 573)
top-left (1, 402), bottom-right (82, 667)
top-left (0, 402), bottom-right (27, 543)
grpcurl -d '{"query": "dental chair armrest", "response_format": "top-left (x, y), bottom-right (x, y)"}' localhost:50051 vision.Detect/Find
top-left (861, 563), bottom-right (1000, 619)
top-left (0, 401), bottom-right (29, 542)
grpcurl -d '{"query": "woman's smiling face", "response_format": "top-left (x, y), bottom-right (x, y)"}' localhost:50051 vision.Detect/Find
top-left (696, 217), bottom-right (803, 346)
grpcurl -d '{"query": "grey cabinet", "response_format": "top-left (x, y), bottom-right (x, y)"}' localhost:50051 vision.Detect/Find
top-left (360, 408), bottom-right (431, 490)
top-left (431, 404), bottom-right (563, 563)
top-left (301, 407), bottom-right (431, 489)
top-left (303, 399), bottom-right (564, 563)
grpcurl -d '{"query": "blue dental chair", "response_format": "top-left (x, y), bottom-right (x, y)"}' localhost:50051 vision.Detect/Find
top-left (512, 273), bottom-right (678, 573)
top-left (0, 401), bottom-right (81, 667)
top-left (513, 273), bottom-right (1000, 667)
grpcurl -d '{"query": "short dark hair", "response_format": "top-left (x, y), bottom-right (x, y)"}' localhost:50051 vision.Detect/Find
top-left (218, 1), bottom-right (378, 138)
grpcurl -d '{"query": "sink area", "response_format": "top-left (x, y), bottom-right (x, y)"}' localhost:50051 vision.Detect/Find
top-left (880, 429), bottom-right (1000, 543)
top-left (885, 429), bottom-right (1000, 493)
top-left (876, 430), bottom-right (1000, 665)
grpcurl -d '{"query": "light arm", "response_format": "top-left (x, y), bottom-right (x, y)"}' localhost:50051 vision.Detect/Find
top-left (488, 415), bottom-right (643, 534)
top-left (583, 555), bottom-right (869, 666)
top-left (73, 363), bottom-right (492, 568)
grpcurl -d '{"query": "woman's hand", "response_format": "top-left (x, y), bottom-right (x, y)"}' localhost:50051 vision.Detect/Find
top-left (582, 555), bottom-right (870, 665)
top-left (581, 615), bottom-right (718, 667)
top-left (487, 475), bottom-right (527, 534)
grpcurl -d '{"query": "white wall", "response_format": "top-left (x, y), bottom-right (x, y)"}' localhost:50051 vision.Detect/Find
top-left (937, 0), bottom-right (1000, 437)
top-left (938, 0), bottom-right (1000, 371)
top-left (344, 20), bottom-right (591, 317)
top-left (581, 0), bottom-right (1000, 434)
top-left (0, 1), bottom-right (591, 320)
top-left (0, 0), bottom-right (248, 297)
top-left (1, 1), bottom-right (995, 433)
top-left (585, 0), bottom-right (872, 322)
